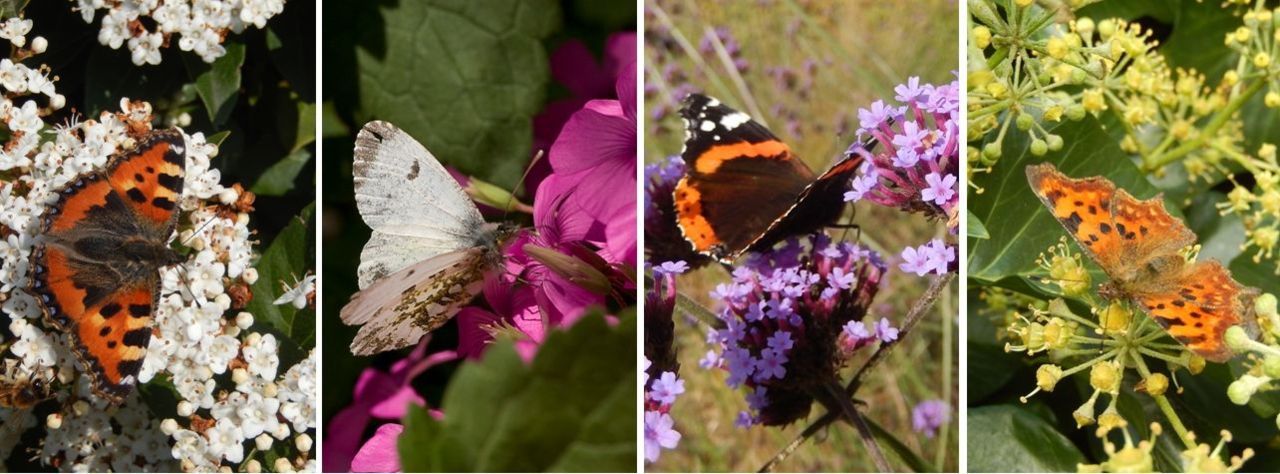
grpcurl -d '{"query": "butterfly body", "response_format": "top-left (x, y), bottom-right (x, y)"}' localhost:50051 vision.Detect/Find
top-left (29, 129), bottom-right (187, 402)
top-left (341, 121), bottom-right (515, 356)
top-left (673, 93), bottom-right (863, 262)
top-left (1026, 163), bottom-right (1255, 362)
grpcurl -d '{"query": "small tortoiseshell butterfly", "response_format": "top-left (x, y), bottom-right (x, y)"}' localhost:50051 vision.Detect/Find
top-left (29, 128), bottom-right (186, 402)
top-left (673, 94), bottom-right (866, 262)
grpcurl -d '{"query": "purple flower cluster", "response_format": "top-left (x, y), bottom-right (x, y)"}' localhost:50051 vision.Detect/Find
top-left (699, 27), bottom-right (748, 72)
top-left (845, 77), bottom-right (960, 233)
top-left (911, 399), bottom-right (951, 438)
top-left (899, 239), bottom-right (956, 276)
top-left (704, 235), bottom-right (884, 426)
top-left (644, 356), bottom-right (685, 463)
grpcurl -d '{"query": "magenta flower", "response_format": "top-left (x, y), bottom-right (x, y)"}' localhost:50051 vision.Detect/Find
top-left (911, 399), bottom-right (952, 438)
top-left (547, 60), bottom-right (638, 267)
top-left (350, 424), bottom-right (404, 473)
top-left (324, 338), bottom-right (454, 472)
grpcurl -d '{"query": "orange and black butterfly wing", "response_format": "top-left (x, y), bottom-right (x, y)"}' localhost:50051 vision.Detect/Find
top-left (674, 94), bottom-right (814, 261)
top-left (103, 129), bottom-right (186, 235)
top-left (29, 130), bottom-right (186, 402)
top-left (1133, 261), bottom-right (1256, 362)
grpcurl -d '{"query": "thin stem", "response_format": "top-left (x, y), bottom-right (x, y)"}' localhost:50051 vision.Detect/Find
top-left (825, 380), bottom-right (893, 472)
top-left (1130, 349), bottom-right (1195, 449)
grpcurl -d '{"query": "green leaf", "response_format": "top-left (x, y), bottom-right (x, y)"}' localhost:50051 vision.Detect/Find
top-left (252, 148), bottom-right (313, 196)
top-left (291, 101), bottom-right (317, 153)
top-left (865, 415), bottom-right (932, 473)
top-left (245, 203), bottom-right (315, 349)
top-left (206, 131), bottom-right (231, 147)
top-left (0, 0), bottom-right (28, 18)
top-left (353, 0), bottom-right (561, 188)
top-left (321, 101), bottom-right (349, 138)
top-left (185, 41), bottom-right (246, 125)
top-left (968, 210), bottom-right (990, 240)
top-left (399, 312), bottom-right (636, 472)
top-left (967, 404), bottom-right (1085, 473)
top-left (968, 117), bottom-right (1165, 283)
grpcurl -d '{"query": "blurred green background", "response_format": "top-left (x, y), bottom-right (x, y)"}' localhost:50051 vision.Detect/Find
top-left (321, 0), bottom-right (636, 441)
top-left (644, 0), bottom-right (959, 471)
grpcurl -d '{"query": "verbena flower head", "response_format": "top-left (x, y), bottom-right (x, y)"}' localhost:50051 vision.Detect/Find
top-left (643, 261), bottom-right (683, 464)
top-left (911, 399), bottom-right (951, 438)
top-left (0, 18), bottom-right (314, 471)
top-left (705, 235), bottom-right (885, 426)
top-left (846, 77), bottom-right (960, 233)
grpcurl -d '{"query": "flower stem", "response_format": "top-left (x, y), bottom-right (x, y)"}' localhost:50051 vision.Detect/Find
top-left (824, 380), bottom-right (893, 472)
top-left (1131, 349), bottom-right (1195, 449)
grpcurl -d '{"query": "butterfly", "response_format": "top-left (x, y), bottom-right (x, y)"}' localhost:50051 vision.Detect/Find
top-left (29, 128), bottom-right (187, 402)
top-left (1026, 162), bottom-right (1257, 362)
top-left (340, 121), bottom-right (515, 356)
top-left (673, 93), bottom-right (865, 263)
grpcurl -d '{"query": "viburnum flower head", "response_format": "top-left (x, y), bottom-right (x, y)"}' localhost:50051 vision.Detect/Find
top-left (77, 0), bottom-right (288, 64)
top-left (706, 234), bottom-right (884, 426)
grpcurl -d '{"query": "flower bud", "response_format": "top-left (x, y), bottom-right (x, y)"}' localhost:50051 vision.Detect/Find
top-left (1096, 404), bottom-right (1128, 436)
top-left (1263, 355), bottom-right (1280, 378)
top-left (973, 26), bottom-right (992, 49)
top-left (1090, 361), bottom-right (1122, 394)
top-left (1073, 395), bottom-right (1097, 427)
top-left (1187, 353), bottom-right (1206, 374)
top-left (1076, 18), bottom-right (1096, 37)
top-left (1228, 374), bottom-right (1270, 405)
top-left (274, 458), bottom-right (295, 473)
top-left (1098, 303), bottom-right (1130, 336)
top-left (982, 142), bottom-right (1002, 162)
top-left (1139, 373), bottom-right (1168, 396)
top-left (245, 460), bottom-right (262, 473)
top-left (160, 418), bottom-right (179, 435)
top-left (1224, 325), bottom-right (1253, 353)
top-left (1267, 92), bottom-right (1280, 108)
top-left (1016, 113), bottom-right (1035, 131)
top-left (1256, 52), bottom-right (1272, 69)
top-left (46, 413), bottom-right (61, 430)
top-left (1082, 89), bottom-right (1107, 112)
top-left (1030, 139), bottom-right (1048, 156)
top-left (1036, 364), bottom-right (1063, 392)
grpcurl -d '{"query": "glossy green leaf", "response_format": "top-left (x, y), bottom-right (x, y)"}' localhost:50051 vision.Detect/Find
top-left (967, 404), bottom-right (1085, 473)
top-left (185, 41), bottom-right (246, 125)
top-left (353, 0), bottom-right (561, 188)
top-left (252, 148), bottom-right (313, 196)
top-left (968, 210), bottom-right (990, 240)
top-left (245, 203), bottom-right (315, 349)
top-left (968, 117), bottom-right (1164, 283)
top-left (399, 312), bottom-right (636, 472)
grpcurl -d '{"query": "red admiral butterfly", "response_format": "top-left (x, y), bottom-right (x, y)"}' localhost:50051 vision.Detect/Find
top-left (673, 94), bottom-right (865, 262)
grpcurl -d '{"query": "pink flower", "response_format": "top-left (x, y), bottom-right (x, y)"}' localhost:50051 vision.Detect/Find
top-left (324, 339), bottom-right (454, 472)
top-left (350, 424), bottom-right (404, 473)
top-left (546, 60), bottom-right (638, 267)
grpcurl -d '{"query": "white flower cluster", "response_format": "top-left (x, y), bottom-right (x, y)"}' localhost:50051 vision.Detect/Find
top-left (0, 17), bottom-right (314, 473)
top-left (74, 0), bottom-right (288, 64)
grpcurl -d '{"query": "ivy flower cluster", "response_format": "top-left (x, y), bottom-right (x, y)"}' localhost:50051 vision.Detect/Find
top-left (1077, 422), bottom-right (1253, 473)
top-left (702, 235), bottom-right (885, 427)
top-left (73, 0), bottom-right (288, 64)
top-left (0, 19), bottom-right (314, 472)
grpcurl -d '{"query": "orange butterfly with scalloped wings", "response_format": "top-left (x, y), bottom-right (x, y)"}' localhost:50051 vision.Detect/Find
top-left (1026, 163), bottom-right (1257, 362)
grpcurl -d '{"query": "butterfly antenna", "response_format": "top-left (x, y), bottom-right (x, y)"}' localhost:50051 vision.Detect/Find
top-left (180, 215), bottom-right (219, 247)
top-left (502, 150), bottom-right (545, 221)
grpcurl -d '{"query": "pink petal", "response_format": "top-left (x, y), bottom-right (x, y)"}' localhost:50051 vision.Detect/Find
top-left (456, 307), bottom-right (500, 360)
top-left (615, 61), bottom-right (637, 123)
top-left (550, 40), bottom-right (610, 98)
top-left (368, 386), bottom-right (426, 419)
top-left (350, 424), bottom-right (404, 473)
top-left (604, 32), bottom-right (637, 79)
top-left (322, 403), bottom-right (372, 472)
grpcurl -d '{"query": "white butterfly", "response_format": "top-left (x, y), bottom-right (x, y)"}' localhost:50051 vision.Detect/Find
top-left (340, 121), bottom-right (513, 356)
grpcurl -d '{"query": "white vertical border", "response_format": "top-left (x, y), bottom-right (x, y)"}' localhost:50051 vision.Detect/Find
top-left (957, 0), bottom-right (969, 471)
top-left (312, 0), bottom-right (325, 468)
top-left (635, 0), bottom-right (647, 472)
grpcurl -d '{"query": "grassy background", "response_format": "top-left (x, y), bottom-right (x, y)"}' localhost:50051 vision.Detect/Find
top-left (644, 0), bottom-right (958, 472)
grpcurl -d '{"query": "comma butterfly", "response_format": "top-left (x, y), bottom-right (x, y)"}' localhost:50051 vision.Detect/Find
top-left (1026, 163), bottom-right (1257, 362)
top-left (28, 129), bottom-right (187, 402)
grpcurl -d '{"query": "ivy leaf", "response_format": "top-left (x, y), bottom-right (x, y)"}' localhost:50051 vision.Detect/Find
top-left (398, 312), bottom-right (636, 472)
top-left (185, 41), bottom-right (246, 126)
top-left (967, 404), bottom-right (1084, 473)
top-left (968, 117), bottom-right (1163, 283)
top-left (352, 0), bottom-right (561, 188)
top-left (245, 203), bottom-right (315, 349)
top-left (252, 148), bottom-right (313, 196)
top-left (968, 210), bottom-right (990, 240)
